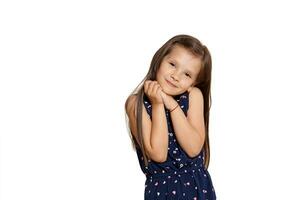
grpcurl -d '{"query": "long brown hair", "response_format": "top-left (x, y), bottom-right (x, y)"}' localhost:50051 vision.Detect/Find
top-left (124, 34), bottom-right (212, 169)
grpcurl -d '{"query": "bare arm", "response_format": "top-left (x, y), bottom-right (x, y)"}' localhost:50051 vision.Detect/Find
top-left (148, 103), bottom-right (168, 162)
top-left (126, 95), bottom-right (169, 162)
top-left (169, 88), bottom-right (205, 158)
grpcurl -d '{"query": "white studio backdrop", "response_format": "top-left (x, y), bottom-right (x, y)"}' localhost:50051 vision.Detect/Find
top-left (1, 0), bottom-right (300, 199)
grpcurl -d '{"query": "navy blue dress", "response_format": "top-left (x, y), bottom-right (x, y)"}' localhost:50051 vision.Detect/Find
top-left (134, 91), bottom-right (217, 200)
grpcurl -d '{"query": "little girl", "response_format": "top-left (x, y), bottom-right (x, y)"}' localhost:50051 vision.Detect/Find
top-left (125, 34), bottom-right (217, 199)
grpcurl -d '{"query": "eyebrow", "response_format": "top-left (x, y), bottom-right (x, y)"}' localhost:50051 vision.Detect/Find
top-left (167, 56), bottom-right (196, 75)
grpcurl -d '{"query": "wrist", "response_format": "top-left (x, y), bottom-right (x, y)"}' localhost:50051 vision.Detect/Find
top-left (152, 102), bottom-right (164, 107)
top-left (169, 103), bottom-right (179, 112)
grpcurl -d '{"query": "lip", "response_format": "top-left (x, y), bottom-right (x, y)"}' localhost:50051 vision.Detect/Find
top-left (166, 79), bottom-right (177, 88)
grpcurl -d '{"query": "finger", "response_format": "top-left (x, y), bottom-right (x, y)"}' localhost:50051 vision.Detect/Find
top-left (144, 80), bottom-right (150, 93)
top-left (153, 82), bottom-right (161, 96)
top-left (153, 83), bottom-right (160, 96)
top-left (149, 81), bottom-right (156, 96)
top-left (155, 84), bottom-right (162, 96)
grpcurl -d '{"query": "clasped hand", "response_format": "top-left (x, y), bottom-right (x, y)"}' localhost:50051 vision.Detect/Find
top-left (143, 80), bottom-right (178, 110)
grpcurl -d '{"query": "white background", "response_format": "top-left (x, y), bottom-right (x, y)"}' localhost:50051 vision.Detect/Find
top-left (1, 0), bottom-right (300, 199)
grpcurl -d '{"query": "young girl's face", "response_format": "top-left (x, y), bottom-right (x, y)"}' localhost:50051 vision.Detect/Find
top-left (155, 45), bottom-right (202, 96)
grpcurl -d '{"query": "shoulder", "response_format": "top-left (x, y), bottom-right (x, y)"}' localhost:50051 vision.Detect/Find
top-left (187, 87), bottom-right (205, 137)
top-left (188, 87), bottom-right (204, 102)
top-left (125, 94), bottom-right (139, 144)
top-left (187, 87), bottom-right (204, 114)
top-left (125, 94), bottom-right (138, 115)
top-left (125, 94), bottom-right (149, 150)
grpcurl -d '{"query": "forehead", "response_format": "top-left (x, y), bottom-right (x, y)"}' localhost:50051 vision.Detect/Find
top-left (165, 45), bottom-right (202, 74)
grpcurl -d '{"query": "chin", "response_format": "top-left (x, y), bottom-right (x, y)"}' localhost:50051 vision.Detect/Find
top-left (162, 87), bottom-right (181, 96)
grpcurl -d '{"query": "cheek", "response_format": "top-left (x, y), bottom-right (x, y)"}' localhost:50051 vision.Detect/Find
top-left (156, 70), bottom-right (165, 81)
top-left (157, 66), bottom-right (168, 77)
top-left (183, 80), bottom-right (194, 88)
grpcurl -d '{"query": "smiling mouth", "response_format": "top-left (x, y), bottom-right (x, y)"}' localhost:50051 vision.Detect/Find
top-left (166, 79), bottom-right (177, 88)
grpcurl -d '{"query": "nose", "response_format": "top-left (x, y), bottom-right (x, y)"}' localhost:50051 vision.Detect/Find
top-left (171, 71), bottom-right (180, 81)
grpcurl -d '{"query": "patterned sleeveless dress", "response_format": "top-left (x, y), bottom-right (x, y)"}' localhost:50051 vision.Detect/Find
top-left (133, 91), bottom-right (217, 200)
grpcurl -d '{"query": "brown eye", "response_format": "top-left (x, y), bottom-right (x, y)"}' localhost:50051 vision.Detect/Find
top-left (169, 62), bottom-right (175, 67)
top-left (185, 73), bottom-right (191, 77)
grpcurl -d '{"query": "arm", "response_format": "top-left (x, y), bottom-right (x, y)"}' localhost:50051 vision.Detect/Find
top-left (125, 95), bottom-right (169, 162)
top-left (169, 87), bottom-right (206, 158)
top-left (147, 103), bottom-right (169, 162)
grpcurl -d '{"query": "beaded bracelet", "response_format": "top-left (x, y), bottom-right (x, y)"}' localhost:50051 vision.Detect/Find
top-left (170, 104), bottom-right (179, 112)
